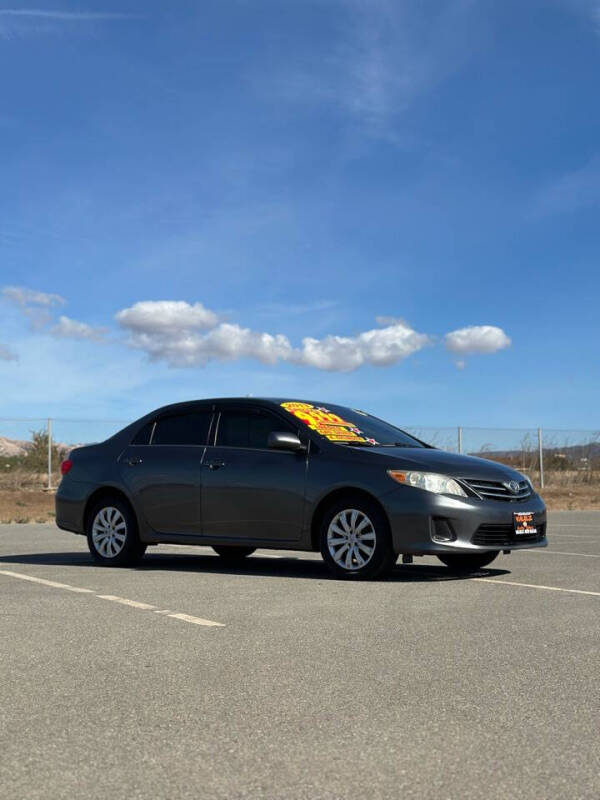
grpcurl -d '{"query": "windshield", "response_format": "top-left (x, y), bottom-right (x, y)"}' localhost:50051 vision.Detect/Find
top-left (280, 401), bottom-right (426, 447)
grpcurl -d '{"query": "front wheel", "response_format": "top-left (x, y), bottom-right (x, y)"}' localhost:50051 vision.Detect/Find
top-left (437, 551), bottom-right (499, 572)
top-left (212, 545), bottom-right (256, 562)
top-left (87, 497), bottom-right (146, 567)
top-left (320, 498), bottom-right (396, 580)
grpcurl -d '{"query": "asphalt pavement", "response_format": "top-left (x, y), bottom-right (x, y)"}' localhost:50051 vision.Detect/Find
top-left (1, 512), bottom-right (599, 799)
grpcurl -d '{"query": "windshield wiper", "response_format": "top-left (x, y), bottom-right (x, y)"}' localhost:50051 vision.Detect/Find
top-left (375, 442), bottom-right (417, 448)
top-left (338, 441), bottom-right (419, 448)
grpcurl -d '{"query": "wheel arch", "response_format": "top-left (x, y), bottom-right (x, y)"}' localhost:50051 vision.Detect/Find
top-left (310, 487), bottom-right (391, 551)
top-left (83, 486), bottom-right (139, 535)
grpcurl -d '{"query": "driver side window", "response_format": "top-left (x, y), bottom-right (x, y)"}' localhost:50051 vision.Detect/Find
top-left (216, 409), bottom-right (295, 449)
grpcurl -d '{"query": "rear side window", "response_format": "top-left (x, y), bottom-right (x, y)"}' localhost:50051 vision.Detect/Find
top-left (217, 410), bottom-right (293, 449)
top-left (152, 411), bottom-right (212, 446)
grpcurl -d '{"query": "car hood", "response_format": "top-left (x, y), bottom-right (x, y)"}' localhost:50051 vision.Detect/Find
top-left (364, 446), bottom-right (524, 481)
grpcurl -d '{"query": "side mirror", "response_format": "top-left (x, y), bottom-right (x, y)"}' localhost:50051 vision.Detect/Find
top-left (268, 431), bottom-right (305, 452)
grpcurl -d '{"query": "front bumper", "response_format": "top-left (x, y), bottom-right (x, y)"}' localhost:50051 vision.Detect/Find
top-left (381, 486), bottom-right (547, 554)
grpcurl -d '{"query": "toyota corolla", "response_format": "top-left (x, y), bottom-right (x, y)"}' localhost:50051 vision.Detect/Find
top-left (56, 398), bottom-right (547, 579)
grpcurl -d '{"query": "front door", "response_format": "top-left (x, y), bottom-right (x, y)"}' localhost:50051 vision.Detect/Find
top-left (201, 406), bottom-right (307, 543)
top-left (119, 409), bottom-right (213, 535)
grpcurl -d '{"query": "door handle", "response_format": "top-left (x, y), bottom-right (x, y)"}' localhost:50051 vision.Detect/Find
top-left (127, 456), bottom-right (143, 466)
top-left (205, 460), bottom-right (225, 470)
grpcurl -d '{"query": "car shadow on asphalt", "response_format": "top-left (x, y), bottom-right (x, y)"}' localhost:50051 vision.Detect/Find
top-left (0, 550), bottom-right (510, 582)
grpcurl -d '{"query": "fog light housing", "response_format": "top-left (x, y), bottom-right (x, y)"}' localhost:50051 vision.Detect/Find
top-left (431, 517), bottom-right (456, 543)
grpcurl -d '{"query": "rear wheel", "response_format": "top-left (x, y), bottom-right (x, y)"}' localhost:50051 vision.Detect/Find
top-left (437, 551), bottom-right (499, 572)
top-left (212, 545), bottom-right (256, 562)
top-left (320, 497), bottom-right (395, 580)
top-left (86, 496), bottom-right (146, 567)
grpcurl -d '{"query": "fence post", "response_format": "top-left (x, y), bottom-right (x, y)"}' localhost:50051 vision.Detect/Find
top-left (457, 426), bottom-right (462, 454)
top-left (47, 417), bottom-right (52, 491)
top-left (538, 427), bottom-right (544, 489)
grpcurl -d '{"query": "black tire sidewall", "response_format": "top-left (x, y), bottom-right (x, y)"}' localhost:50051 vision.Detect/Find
top-left (319, 497), bottom-right (395, 580)
top-left (86, 497), bottom-right (145, 567)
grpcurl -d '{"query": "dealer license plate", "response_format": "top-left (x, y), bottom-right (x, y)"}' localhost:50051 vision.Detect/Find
top-left (514, 512), bottom-right (537, 535)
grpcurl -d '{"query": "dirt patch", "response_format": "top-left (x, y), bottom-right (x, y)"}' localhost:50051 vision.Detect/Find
top-left (0, 489), bottom-right (56, 524)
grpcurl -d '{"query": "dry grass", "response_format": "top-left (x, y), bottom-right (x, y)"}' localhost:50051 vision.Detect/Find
top-left (538, 485), bottom-right (600, 510)
top-left (0, 489), bottom-right (56, 524)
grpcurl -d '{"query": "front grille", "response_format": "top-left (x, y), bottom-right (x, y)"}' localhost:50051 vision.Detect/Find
top-left (472, 522), bottom-right (545, 547)
top-left (461, 478), bottom-right (532, 502)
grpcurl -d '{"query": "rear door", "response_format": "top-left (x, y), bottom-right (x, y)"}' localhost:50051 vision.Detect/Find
top-left (119, 408), bottom-right (213, 535)
top-left (200, 405), bottom-right (308, 543)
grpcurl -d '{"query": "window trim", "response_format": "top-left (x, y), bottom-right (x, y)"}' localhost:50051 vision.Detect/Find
top-left (130, 420), bottom-right (156, 447)
top-left (131, 409), bottom-right (215, 448)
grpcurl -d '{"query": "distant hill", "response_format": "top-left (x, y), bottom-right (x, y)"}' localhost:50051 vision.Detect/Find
top-left (0, 436), bottom-right (73, 459)
top-left (471, 440), bottom-right (600, 471)
top-left (0, 436), bottom-right (30, 458)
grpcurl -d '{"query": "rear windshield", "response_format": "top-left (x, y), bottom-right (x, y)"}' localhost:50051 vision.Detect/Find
top-left (280, 402), bottom-right (425, 447)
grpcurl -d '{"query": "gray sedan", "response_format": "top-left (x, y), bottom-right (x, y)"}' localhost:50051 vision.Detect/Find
top-left (56, 397), bottom-right (547, 579)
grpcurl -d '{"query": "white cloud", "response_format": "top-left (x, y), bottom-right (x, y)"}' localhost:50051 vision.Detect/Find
top-left (0, 10), bottom-right (134, 21)
top-left (116, 300), bottom-right (430, 371)
top-left (1, 285), bottom-right (66, 328)
top-left (294, 321), bottom-right (430, 371)
top-left (50, 315), bottom-right (107, 342)
top-left (0, 8), bottom-right (138, 38)
top-left (444, 325), bottom-right (511, 355)
top-left (116, 301), bottom-right (290, 367)
top-left (2, 286), bottom-right (65, 308)
top-left (115, 300), bottom-right (219, 335)
top-left (0, 343), bottom-right (17, 361)
top-left (375, 315), bottom-right (409, 326)
top-left (2, 290), bottom-right (512, 372)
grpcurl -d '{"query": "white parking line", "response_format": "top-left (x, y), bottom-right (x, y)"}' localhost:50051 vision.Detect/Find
top-left (473, 577), bottom-right (600, 597)
top-left (166, 612), bottom-right (224, 627)
top-left (524, 550), bottom-right (600, 558)
top-left (0, 569), bottom-right (225, 627)
top-left (97, 594), bottom-right (157, 610)
top-left (0, 569), bottom-right (94, 593)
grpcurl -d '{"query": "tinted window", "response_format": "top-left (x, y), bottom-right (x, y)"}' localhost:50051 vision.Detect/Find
top-left (131, 421), bottom-right (154, 446)
top-left (152, 412), bottom-right (212, 446)
top-left (217, 410), bottom-right (293, 449)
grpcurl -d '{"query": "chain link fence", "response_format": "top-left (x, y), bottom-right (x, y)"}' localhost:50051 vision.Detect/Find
top-left (0, 418), bottom-right (598, 492)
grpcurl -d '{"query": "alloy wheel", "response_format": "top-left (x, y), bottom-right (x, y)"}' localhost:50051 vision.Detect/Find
top-left (327, 508), bottom-right (376, 571)
top-left (92, 506), bottom-right (127, 558)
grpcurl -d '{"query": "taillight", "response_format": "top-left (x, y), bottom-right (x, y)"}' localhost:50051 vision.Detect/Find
top-left (60, 459), bottom-right (73, 475)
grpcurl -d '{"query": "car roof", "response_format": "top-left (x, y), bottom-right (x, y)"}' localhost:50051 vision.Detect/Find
top-left (144, 397), bottom-right (341, 417)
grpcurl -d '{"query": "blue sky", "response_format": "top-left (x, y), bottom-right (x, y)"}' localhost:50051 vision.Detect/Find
top-left (1, 0), bottom-right (599, 432)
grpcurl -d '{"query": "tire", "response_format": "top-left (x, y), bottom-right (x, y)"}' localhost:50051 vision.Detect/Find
top-left (319, 497), bottom-right (396, 580)
top-left (86, 496), bottom-right (146, 567)
top-left (437, 551), bottom-right (499, 572)
top-left (212, 545), bottom-right (256, 562)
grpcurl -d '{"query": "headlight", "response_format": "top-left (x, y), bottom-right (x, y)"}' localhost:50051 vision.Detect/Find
top-left (387, 470), bottom-right (467, 497)
top-left (520, 474), bottom-right (534, 492)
